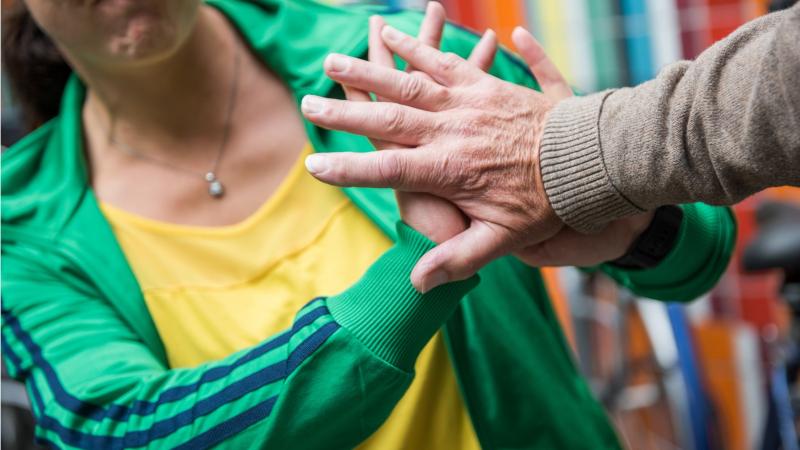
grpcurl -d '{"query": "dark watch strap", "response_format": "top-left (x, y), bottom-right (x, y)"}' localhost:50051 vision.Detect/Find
top-left (610, 205), bottom-right (684, 270)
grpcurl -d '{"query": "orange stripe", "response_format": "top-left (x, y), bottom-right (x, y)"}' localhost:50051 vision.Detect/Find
top-left (541, 267), bottom-right (576, 352)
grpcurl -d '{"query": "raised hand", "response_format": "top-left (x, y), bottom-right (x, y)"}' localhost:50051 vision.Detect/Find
top-left (301, 22), bottom-right (563, 291)
top-left (330, 2), bottom-right (497, 248)
top-left (303, 20), bottom-right (655, 292)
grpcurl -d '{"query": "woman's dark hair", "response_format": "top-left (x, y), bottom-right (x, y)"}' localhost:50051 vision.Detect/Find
top-left (2, 2), bottom-right (72, 131)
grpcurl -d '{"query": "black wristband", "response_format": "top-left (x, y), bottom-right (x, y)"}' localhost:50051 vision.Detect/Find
top-left (610, 205), bottom-right (684, 270)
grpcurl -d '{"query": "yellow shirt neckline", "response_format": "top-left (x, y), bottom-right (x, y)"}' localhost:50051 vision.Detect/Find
top-left (99, 143), bottom-right (313, 237)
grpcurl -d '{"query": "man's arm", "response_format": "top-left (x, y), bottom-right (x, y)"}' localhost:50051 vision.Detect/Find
top-left (540, 3), bottom-right (800, 233)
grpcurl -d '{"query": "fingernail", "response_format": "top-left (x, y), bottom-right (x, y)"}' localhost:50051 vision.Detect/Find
top-left (325, 54), bottom-right (350, 73)
top-left (301, 95), bottom-right (324, 115)
top-left (382, 25), bottom-right (402, 43)
top-left (422, 270), bottom-right (449, 293)
top-left (305, 154), bottom-right (328, 175)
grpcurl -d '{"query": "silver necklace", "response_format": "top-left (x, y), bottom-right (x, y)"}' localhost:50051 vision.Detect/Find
top-left (100, 49), bottom-right (241, 199)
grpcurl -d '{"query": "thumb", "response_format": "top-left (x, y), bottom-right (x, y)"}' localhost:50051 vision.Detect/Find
top-left (410, 222), bottom-right (509, 293)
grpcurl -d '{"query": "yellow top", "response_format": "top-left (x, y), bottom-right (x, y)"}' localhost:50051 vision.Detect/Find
top-left (100, 144), bottom-right (480, 450)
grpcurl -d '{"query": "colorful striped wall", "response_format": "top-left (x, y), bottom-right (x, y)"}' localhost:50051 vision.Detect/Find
top-left (329, 0), bottom-right (771, 93)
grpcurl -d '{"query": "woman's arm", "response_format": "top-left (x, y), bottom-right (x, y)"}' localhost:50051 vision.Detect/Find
top-left (1, 222), bottom-right (476, 449)
top-left (598, 203), bottom-right (736, 302)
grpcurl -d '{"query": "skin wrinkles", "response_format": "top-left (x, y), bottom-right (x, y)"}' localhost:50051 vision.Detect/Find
top-left (303, 13), bottom-right (656, 291)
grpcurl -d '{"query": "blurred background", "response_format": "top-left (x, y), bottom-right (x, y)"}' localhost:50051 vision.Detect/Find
top-left (3, 0), bottom-right (799, 449)
top-left (326, 0), bottom-right (792, 93)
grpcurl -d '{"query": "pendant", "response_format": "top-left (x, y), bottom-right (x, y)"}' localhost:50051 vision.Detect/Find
top-left (205, 172), bottom-right (225, 198)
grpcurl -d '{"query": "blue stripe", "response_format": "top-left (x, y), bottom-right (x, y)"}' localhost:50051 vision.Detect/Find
top-left (19, 319), bottom-right (339, 449)
top-left (173, 397), bottom-right (278, 450)
top-left (1, 333), bottom-right (26, 378)
top-left (174, 322), bottom-right (339, 450)
top-left (288, 321), bottom-right (339, 372)
top-left (1, 301), bottom-right (329, 423)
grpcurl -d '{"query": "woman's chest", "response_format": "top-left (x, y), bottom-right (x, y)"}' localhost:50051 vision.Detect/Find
top-left (102, 165), bottom-right (393, 367)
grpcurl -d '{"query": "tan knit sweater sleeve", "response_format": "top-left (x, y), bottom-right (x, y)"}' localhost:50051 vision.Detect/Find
top-left (538, 3), bottom-right (800, 233)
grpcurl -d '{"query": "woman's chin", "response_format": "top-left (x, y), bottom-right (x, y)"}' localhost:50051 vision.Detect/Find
top-left (104, 22), bottom-right (179, 64)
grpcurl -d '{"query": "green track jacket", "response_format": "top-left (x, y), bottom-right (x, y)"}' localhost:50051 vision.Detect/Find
top-left (1, 0), bottom-right (737, 448)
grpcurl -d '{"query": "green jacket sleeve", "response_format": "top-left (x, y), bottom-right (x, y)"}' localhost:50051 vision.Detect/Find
top-left (1, 222), bottom-right (477, 450)
top-left (598, 203), bottom-right (737, 302)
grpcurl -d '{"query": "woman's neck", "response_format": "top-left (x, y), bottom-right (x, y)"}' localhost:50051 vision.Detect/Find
top-left (78, 7), bottom-right (239, 148)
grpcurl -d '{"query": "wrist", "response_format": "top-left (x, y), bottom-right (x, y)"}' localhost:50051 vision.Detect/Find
top-left (326, 221), bottom-right (479, 370)
top-left (539, 93), bottom-right (643, 233)
top-left (610, 206), bottom-right (684, 269)
top-left (626, 211), bottom-right (657, 242)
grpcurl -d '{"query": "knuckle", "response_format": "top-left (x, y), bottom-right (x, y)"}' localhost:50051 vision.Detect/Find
top-left (409, 70), bottom-right (435, 83)
top-left (408, 39), bottom-right (423, 56)
top-left (399, 76), bottom-right (425, 103)
top-left (433, 153), bottom-right (466, 192)
top-left (438, 52), bottom-right (462, 74)
top-left (382, 107), bottom-right (406, 134)
top-left (377, 153), bottom-right (404, 185)
top-left (430, 85), bottom-right (452, 108)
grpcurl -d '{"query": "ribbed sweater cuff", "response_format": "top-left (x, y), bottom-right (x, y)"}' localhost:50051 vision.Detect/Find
top-left (326, 222), bottom-right (479, 371)
top-left (539, 93), bottom-right (643, 233)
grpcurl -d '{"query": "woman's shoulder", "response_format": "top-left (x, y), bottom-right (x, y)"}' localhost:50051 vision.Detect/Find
top-left (3, 118), bottom-right (57, 162)
top-left (1, 116), bottom-right (83, 231)
top-left (2, 119), bottom-right (58, 198)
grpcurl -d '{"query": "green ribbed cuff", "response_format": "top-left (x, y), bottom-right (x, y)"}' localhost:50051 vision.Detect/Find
top-left (326, 222), bottom-right (479, 371)
top-left (601, 204), bottom-right (736, 302)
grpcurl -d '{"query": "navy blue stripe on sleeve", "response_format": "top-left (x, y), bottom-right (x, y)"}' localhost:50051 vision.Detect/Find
top-left (20, 318), bottom-right (339, 449)
top-left (175, 321), bottom-right (339, 450)
top-left (0, 300), bottom-right (329, 423)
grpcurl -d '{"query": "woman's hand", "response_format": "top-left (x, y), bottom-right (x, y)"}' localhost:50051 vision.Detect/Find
top-left (514, 211), bottom-right (656, 267)
top-left (336, 3), bottom-right (497, 246)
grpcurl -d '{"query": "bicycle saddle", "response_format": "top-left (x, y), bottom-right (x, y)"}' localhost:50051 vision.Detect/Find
top-left (743, 201), bottom-right (800, 280)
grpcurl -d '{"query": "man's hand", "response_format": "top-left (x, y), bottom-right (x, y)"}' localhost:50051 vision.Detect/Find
top-left (302, 24), bottom-right (569, 292)
top-left (341, 3), bottom-right (498, 246)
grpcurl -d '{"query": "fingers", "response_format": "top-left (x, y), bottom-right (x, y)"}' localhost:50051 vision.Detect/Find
top-left (304, 149), bottom-right (435, 191)
top-left (408, 1), bottom-right (447, 72)
top-left (416, 2), bottom-right (446, 48)
top-left (341, 85), bottom-right (395, 150)
top-left (369, 15), bottom-right (395, 69)
top-left (467, 29), bottom-right (498, 72)
top-left (511, 27), bottom-right (572, 101)
top-left (342, 84), bottom-right (370, 102)
top-left (302, 95), bottom-right (437, 145)
top-left (381, 25), bottom-right (480, 86)
top-left (324, 54), bottom-right (449, 110)
top-left (411, 222), bottom-right (510, 292)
